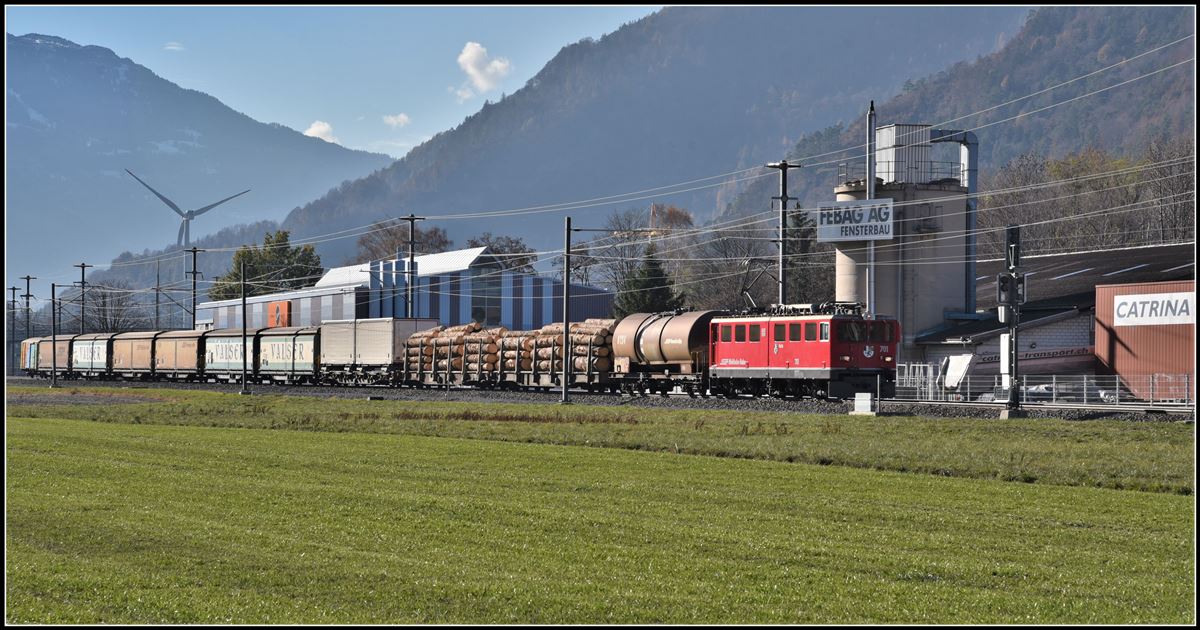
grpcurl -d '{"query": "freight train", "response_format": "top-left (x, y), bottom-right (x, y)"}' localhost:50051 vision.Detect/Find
top-left (19, 303), bottom-right (897, 399)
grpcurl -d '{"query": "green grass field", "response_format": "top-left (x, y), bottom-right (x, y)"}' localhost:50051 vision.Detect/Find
top-left (7, 386), bottom-right (1195, 494)
top-left (6, 387), bottom-right (1196, 623)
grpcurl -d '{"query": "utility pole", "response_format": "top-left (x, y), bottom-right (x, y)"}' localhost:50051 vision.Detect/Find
top-left (8, 286), bottom-right (18, 375)
top-left (765, 159), bottom-right (802, 306)
top-left (50, 283), bottom-right (58, 389)
top-left (561, 216), bottom-right (572, 405)
top-left (21, 275), bottom-right (35, 342)
top-left (865, 100), bottom-right (877, 318)
top-left (240, 260), bottom-right (250, 395)
top-left (185, 247), bottom-right (204, 329)
top-left (74, 262), bottom-right (92, 334)
top-left (998, 224), bottom-right (1025, 417)
top-left (155, 260), bottom-right (161, 329)
top-left (401, 214), bottom-right (425, 318)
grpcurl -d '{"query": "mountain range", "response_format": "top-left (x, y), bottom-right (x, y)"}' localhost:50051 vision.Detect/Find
top-left (10, 6), bottom-right (1192, 304)
top-left (6, 32), bottom-right (393, 283)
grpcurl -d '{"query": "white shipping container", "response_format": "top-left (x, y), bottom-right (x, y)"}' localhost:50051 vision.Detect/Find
top-left (320, 319), bottom-right (357, 366)
top-left (355, 319), bottom-right (397, 365)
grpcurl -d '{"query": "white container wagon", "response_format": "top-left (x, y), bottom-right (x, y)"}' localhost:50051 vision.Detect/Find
top-left (320, 318), bottom-right (438, 384)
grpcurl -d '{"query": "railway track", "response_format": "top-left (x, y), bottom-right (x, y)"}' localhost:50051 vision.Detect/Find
top-left (7, 376), bottom-right (1192, 421)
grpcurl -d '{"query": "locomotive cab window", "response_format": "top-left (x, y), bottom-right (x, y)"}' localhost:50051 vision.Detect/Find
top-left (720, 325), bottom-right (731, 343)
top-left (868, 322), bottom-right (893, 343)
top-left (805, 323), bottom-right (818, 341)
top-left (789, 323), bottom-right (802, 342)
top-left (774, 324), bottom-right (785, 342)
top-left (735, 325), bottom-right (746, 342)
top-left (837, 321), bottom-right (867, 342)
top-left (749, 326), bottom-right (760, 342)
top-left (820, 322), bottom-right (829, 341)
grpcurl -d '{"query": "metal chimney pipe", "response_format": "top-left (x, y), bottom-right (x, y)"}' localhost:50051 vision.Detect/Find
top-left (930, 129), bottom-right (979, 314)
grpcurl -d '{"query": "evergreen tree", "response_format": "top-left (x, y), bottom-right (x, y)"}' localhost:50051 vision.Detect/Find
top-left (612, 243), bottom-right (685, 318)
top-left (208, 231), bottom-right (322, 300)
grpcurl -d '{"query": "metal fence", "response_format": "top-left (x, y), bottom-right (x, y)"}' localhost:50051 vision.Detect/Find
top-left (837, 160), bottom-right (963, 185)
top-left (894, 363), bottom-right (1194, 408)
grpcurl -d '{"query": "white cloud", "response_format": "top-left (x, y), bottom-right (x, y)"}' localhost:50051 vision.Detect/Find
top-left (163, 41), bottom-right (185, 52)
top-left (382, 113), bottom-right (412, 128)
top-left (303, 120), bottom-right (339, 144)
top-left (454, 41), bottom-right (510, 102)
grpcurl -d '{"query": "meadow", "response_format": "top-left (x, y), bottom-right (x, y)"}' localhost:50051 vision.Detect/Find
top-left (5, 386), bottom-right (1195, 623)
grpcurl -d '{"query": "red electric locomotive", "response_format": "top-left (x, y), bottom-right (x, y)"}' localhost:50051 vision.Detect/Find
top-left (612, 303), bottom-right (898, 399)
top-left (708, 303), bottom-right (897, 399)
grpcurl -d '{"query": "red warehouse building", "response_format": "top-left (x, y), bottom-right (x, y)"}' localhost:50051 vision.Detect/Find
top-left (1094, 280), bottom-right (1195, 402)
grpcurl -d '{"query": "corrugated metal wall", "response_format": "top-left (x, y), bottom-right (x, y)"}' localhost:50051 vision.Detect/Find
top-left (197, 271), bottom-right (614, 332)
top-left (876, 124), bottom-right (931, 184)
top-left (1095, 280), bottom-right (1195, 399)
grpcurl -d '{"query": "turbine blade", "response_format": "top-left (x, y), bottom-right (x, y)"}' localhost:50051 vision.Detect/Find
top-left (177, 220), bottom-right (186, 247)
top-left (193, 189), bottom-right (251, 216)
top-left (126, 169), bottom-right (186, 218)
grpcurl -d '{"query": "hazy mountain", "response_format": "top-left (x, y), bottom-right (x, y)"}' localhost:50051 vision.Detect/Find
top-left (272, 6), bottom-right (1029, 268)
top-left (723, 6), bottom-right (1196, 220)
top-left (6, 32), bottom-right (393, 282)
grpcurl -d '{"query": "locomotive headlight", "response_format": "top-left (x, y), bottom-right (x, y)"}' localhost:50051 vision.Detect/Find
top-left (840, 355), bottom-right (850, 362)
top-left (884, 356), bottom-right (893, 362)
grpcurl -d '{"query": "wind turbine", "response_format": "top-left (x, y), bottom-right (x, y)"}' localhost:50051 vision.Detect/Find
top-left (125, 169), bottom-right (251, 248)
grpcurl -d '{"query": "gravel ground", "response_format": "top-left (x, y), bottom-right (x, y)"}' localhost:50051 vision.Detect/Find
top-left (7, 390), bottom-right (167, 406)
top-left (6, 377), bottom-right (1191, 422)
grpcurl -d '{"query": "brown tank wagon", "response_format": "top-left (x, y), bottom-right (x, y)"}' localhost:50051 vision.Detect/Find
top-left (613, 311), bottom-right (724, 380)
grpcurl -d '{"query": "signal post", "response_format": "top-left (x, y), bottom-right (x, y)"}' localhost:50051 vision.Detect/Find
top-left (998, 224), bottom-right (1027, 418)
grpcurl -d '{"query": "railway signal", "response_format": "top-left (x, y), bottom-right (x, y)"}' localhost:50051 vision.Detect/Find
top-left (1001, 224), bottom-right (1023, 415)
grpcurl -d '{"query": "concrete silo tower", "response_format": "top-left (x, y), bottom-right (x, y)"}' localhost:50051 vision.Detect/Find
top-left (830, 107), bottom-right (979, 361)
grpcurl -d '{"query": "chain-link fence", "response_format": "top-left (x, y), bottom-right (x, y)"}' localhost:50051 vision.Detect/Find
top-left (894, 363), bottom-right (1194, 407)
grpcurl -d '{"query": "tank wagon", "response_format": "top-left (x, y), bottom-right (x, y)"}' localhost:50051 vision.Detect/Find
top-left (20, 304), bottom-right (896, 400)
top-left (612, 310), bottom-right (723, 396)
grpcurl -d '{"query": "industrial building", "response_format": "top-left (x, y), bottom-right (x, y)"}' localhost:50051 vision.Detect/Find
top-left (917, 243), bottom-right (1194, 376)
top-left (196, 246), bottom-right (614, 331)
top-left (830, 121), bottom-right (980, 361)
top-left (829, 116), bottom-right (1194, 392)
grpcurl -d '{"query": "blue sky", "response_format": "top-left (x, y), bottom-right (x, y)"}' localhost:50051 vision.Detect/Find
top-left (5, 5), bottom-right (660, 158)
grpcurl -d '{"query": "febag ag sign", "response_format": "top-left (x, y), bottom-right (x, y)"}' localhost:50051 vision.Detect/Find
top-left (1113, 292), bottom-right (1195, 326)
top-left (816, 199), bottom-right (894, 242)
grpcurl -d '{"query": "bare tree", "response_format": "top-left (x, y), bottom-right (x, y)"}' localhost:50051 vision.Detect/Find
top-left (85, 280), bottom-right (149, 333)
top-left (977, 143), bottom-right (1193, 258)
top-left (568, 208), bottom-right (651, 291)
top-left (465, 232), bottom-right (537, 273)
top-left (684, 219), bottom-right (777, 310)
top-left (1141, 135), bottom-right (1196, 243)
top-left (353, 220), bottom-right (452, 263)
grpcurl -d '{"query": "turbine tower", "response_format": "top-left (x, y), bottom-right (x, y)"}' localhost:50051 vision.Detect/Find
top-left (125, 170), bottom-right (251, 248)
